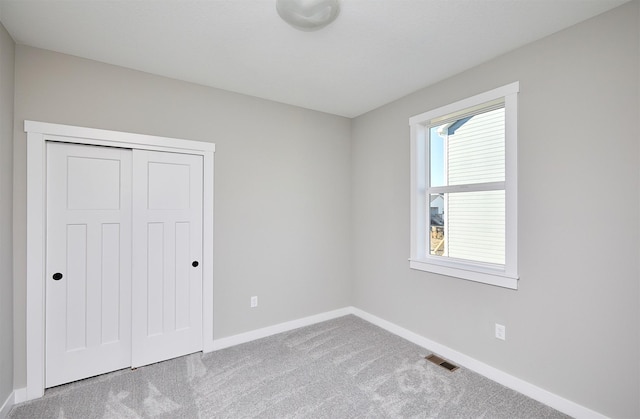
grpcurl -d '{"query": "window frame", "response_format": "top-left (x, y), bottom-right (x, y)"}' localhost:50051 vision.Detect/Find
top-left (409, 82), bottom-right (519, 289)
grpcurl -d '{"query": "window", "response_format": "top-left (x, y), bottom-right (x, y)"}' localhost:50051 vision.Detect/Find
top-left (409, 82), bottom-right (519, 289)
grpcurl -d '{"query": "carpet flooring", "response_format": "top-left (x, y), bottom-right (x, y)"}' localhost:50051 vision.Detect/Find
top-left (8, 315), bottom-right (569, 418)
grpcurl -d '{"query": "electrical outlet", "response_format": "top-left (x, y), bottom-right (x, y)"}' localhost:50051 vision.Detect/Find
top-left (250, 296), bottom-right (258, 308)
top-left (495, 323), bottom-right (506, 340)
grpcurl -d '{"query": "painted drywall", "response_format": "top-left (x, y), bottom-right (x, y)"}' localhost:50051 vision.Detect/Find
top-left (352, 2), bottom-right (640, 417)
top-left (351, 2), bottom-right (640, 418)
top-left (0, 21), bottom-right (14, 409)
top-left (12, 45), bottom-right (352, 389)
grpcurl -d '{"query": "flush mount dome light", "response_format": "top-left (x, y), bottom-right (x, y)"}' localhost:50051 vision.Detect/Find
top-left (276, 0), bottom-right (341, 31)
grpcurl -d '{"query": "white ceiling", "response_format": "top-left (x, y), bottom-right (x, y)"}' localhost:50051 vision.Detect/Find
top-left (0, 0), bottom-right (629, 118)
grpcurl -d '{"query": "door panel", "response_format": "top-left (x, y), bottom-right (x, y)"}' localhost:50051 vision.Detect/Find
top-left (65, 224), bottom-right (87, 351)
top-left (101, 223), bottom-right (122, 344)
top-left (131, 150), bottom-right (203, 367)
top-left (46, 142), bottom-right (132, 388)
top-left (174, 222), bottom-right (191, 331)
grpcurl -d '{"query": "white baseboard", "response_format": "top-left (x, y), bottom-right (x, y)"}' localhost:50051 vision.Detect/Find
top-left (0, 390), bottom-right (15, 419)
top-left (210, 307), bottom-right (352, 351)
top-left (6, 305), bottom-right (603, 417)
top-left (350, 307), bottom-right (606, 419)
top-left (13, 388), bottom-right (26, 404)
top-left (208, 306), bottom-right (605, 418)
top-left (1, 387), bottom-right (27, 419)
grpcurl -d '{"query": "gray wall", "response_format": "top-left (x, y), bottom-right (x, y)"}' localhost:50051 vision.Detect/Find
top-left (351, 3), bottom-right (639, 418)
top-left (8, 2), bottom-right (640, 417)
top-left (0, 21), bottom-right (14, 408)
top-left (12, 45), bottom-right (352, 388)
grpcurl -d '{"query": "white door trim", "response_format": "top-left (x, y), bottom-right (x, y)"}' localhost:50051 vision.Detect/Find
top-left (24, 120), bottom-right (215, 401)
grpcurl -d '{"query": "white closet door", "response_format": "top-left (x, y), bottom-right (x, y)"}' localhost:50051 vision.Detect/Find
top-left (131, 150), bottom-right (203, 367)
top-left (46, 142), bottom-right (132, 388)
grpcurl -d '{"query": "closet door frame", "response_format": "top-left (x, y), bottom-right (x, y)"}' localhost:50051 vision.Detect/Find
top-left (24, 120), bottom-right (215, 401)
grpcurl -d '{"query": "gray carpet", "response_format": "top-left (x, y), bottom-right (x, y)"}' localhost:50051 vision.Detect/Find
top-left (9, 315), bottom-right (569, 418)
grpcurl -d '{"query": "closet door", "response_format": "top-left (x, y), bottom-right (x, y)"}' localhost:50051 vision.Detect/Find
top-left (45, 142), bottom-right (132, 388)
top-left (131, 150), bottom-right (203, 367)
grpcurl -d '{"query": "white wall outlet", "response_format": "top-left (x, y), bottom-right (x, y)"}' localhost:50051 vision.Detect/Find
top-left (495, 323), bottom-right (506, 340)
top-left (250, 296), bottom-right (258, 308)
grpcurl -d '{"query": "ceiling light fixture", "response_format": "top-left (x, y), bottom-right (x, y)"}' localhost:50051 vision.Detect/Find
top-left (276, 0), bottom-right (341, 31)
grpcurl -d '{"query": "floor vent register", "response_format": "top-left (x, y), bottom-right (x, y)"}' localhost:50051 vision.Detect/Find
top-left (425, 354), bottom-right (459, 372)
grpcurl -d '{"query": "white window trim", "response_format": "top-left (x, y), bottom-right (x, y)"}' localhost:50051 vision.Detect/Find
top-left (409, 82), bottom-right (519, 289)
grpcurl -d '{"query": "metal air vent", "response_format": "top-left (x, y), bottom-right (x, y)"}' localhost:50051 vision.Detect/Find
top-left (425, 354), bottom-right (459, 372)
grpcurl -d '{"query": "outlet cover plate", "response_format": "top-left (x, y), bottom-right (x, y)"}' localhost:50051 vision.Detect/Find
top-left (495, 323), bottom-right (506, 340)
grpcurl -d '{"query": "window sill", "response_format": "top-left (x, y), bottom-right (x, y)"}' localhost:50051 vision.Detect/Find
top-left (409, 259), bottom-right (518, 289)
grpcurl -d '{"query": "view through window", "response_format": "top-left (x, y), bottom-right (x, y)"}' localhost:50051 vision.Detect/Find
top-left (428, 107), bottom-right (505, 265)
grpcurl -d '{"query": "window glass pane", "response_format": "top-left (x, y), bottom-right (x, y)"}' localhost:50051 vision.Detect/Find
top-left (447, 190), bottom-right (505, 265)
top-left (431, 107), bottom-right (505, 187)
top-left (428, 193), bottom-right (445, 256)
top-left (428, 191), bottom-right (505, 265)
top-left (429, 127), bottom-right (445, 187)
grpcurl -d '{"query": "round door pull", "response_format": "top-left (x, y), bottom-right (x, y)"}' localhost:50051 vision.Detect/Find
top-left (52, 273), bottom-right (63, 281)
top-left (192, 261), bottom-right (199, 267)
